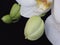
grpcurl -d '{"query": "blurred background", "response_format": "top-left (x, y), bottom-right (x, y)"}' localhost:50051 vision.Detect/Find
top-left (0, 0), bottom-right (52, 45)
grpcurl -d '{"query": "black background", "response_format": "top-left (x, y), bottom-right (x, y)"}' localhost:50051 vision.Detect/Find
top-left (0, 0), bottom-right (52, 45)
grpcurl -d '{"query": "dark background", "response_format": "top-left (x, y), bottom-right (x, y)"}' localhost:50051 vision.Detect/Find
top-left (0, 0), bottom-right (52, 45)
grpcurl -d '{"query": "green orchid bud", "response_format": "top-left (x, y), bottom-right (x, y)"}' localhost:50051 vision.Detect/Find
top-left (24, 16), bottom-right (44, 41)
top-left (1, 15), bottom-right (12, 24)
top-left (10, 3), bottom-right (20, 20)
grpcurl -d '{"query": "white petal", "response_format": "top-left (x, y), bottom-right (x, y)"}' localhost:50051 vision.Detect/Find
top-left (20, 5), bottom-right (50, 18)
top-left (16, 0), bottom-right (36, 6)
top-left (45, 15), bottom-right (60, 45)
top-left (20, 6), bottom-right (42, 18)
top-left (53, 0), bottom-right (60, 23)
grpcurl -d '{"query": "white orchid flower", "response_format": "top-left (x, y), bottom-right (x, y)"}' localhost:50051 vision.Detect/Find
top-left (16, 0), bottom-right (53, 18)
